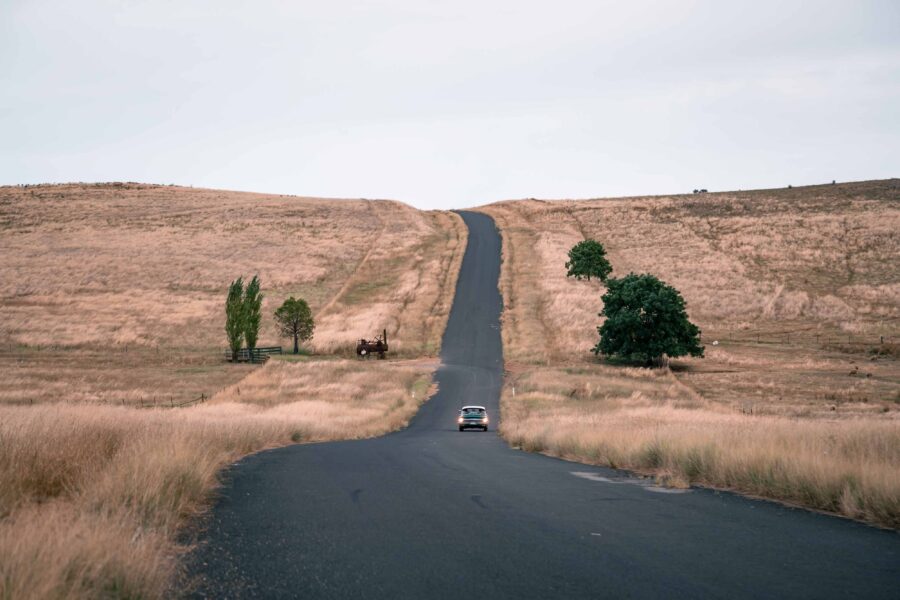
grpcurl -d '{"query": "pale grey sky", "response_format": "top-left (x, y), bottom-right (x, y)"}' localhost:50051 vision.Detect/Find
top-left (1, 0), bottom-right (898, 209)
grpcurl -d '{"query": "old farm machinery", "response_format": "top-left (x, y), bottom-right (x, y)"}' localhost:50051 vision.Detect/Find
top-left (357, 329), bottom-right (389, 359)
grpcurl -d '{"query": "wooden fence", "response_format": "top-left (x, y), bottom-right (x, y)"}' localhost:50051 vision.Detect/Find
top-left (224, 346), bottom-right (283, 363)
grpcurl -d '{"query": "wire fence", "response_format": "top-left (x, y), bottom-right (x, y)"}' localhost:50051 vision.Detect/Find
top-left (13, 394), bottom-right (209, 408)
top-left (700, 332), bottom-right (897, 348)
top-left (135, 393), bottom-right (208, 409)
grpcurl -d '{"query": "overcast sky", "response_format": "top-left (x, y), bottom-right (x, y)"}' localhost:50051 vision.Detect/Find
top-left (1, 1), bottom-right (898, 209)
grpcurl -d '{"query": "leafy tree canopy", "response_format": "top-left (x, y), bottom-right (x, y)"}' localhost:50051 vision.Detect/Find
top-left (274, 296), bottom-right (315, 354)
top-left (566, 239), bottom-right (612, 282)
top-left (593, 273), bottom-right (703, 363)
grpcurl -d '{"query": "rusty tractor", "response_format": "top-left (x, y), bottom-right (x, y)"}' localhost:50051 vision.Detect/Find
top-left (357, 329), bottom-right (389, 359)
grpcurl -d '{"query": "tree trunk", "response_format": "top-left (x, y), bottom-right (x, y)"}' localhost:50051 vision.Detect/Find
top-left (293, 334), bottom-right (299, 354)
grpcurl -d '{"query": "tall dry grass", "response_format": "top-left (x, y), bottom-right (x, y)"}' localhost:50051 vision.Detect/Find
top-left (480, 180), bottom-right (900, 526)
top-left (0, 359), bottom-right (433, 599)
top-left (501, 366), bottom-right (900, 528)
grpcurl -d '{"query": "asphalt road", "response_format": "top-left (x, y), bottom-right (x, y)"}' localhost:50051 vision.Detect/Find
top-left (192, 211), bottom-right (899, 599)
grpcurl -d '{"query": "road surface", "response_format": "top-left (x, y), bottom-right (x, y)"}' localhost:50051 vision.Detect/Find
top-left (192, 211), bottom-right (898, 599)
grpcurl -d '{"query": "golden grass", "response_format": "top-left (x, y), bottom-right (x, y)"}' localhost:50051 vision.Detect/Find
top-left (480, 180), bottom-right (900, 527)
top-left (482, 180), bottom-right (900, 363)
top-left (0, 183), bottom-right (466, 404)
top-left (0, 359), bottom-right (433, 599)
top-left (312, 209), bottom-right (466, 357)
top-left (0, 346), bottom-right (255, 406)
top-left (501, 365), bottom-right (900, 528)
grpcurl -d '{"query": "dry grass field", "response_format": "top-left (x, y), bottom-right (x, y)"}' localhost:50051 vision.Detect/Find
top-left (479, 179), bottom-right (900, 527)
top-left (0, 183), bottom-right (465, 597)
top-left (0, 360), bottom-right (433, 599)
top-left (0, 183), bottom-right (465, 405)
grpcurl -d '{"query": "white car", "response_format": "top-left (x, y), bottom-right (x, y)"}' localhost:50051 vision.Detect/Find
top-left (458, 405), bottom-right (489, 431)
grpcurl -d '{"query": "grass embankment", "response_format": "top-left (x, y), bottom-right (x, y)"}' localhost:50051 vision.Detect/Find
top-left (0, 183), bottom-right (467, 597)
top-left (480, 180), bottom-right (900, 528)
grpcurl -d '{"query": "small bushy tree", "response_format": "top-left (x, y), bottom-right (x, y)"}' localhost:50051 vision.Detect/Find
top-left (274, 296), bottom-right (315, 354)
top-left (593, 273), bottom-right (703, 364)
top-left (243, 275), bottom-right (263, 357)
top-left (566, 239), bottom-right (612, 282)
top-left (225, 277), bottom-right (244, 362)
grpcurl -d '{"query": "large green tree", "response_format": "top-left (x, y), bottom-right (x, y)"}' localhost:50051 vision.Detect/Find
top-left (243, 275), bottom-right (263, 358)
top-left (225, 277), bottom-right (244, 362)
top-left (274, 296), bottom-right (315, 354)
top-left (566, 239), bottom-right (612, 282)
top-left (593, 273), bottom-right (703, 364)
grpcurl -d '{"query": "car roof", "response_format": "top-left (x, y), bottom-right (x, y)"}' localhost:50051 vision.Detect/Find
top-left (461, 405), bottom-right (486, 410)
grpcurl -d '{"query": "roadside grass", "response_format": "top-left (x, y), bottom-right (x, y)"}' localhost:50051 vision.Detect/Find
top-left (480, 180), bottom-right (900, 528)
top-left (501, 365), bottom-right (900, 528)
top-left (0, 360), bottom-right (434, 599)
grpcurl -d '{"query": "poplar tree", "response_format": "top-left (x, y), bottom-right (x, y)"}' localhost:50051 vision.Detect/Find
top-left (243, 275), bottom-right (263, 359)
top-left (225, 277), bottom-right (244, 362)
